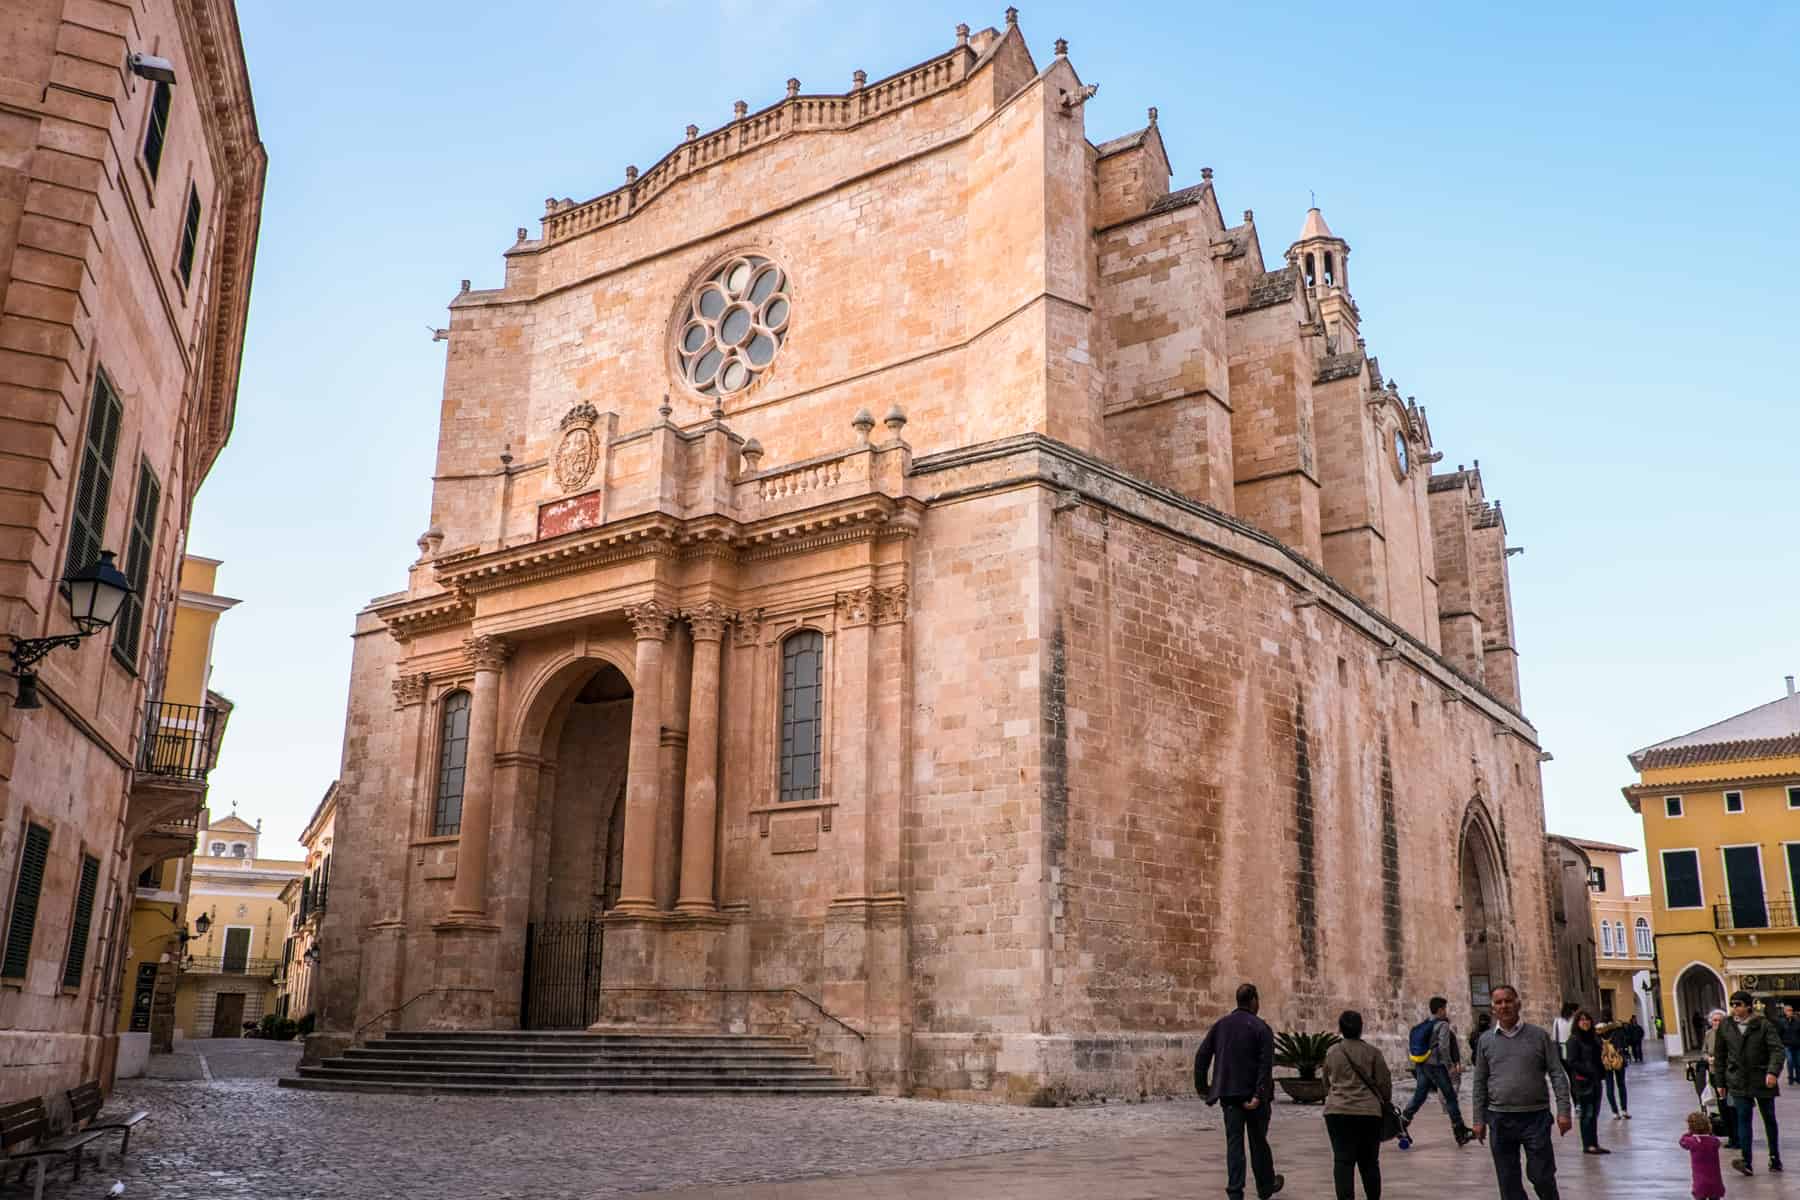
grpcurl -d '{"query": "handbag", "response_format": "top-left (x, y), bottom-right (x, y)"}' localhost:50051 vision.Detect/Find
top-left (1341, 1048), bottom-right (1409, 1143)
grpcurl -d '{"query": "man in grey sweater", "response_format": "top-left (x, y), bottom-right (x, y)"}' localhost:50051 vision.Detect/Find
top-left (1473, 985), bottom-right (1572, 1200)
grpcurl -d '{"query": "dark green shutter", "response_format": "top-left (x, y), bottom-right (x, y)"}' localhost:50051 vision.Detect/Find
top-left (60, 855), bottom-right (100, 990)
top-left (66, 376), bottom-right (123, 580)
top-left (177, 186), bottom-right (201, 286)
top-left (143, 81), bottom-right (170, 181)
top-left (3, 824), bottom-right (53, 979)
top-left (111, 461), bottom-right (160, 670)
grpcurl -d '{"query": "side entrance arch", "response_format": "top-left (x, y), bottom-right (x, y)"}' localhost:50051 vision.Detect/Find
top-left (1459, 802), bottom-right (1511, 1018)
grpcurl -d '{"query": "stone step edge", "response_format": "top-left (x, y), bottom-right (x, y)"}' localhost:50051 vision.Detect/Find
top-left (277, 1078), bottom-right (868, 1096)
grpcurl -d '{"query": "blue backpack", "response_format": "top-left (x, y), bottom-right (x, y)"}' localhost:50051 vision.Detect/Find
top-left (1408, 1017), bottom-right (1441, 1064)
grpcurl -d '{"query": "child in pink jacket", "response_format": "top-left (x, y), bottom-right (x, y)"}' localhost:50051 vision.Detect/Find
top-left (1681, 1111), bottom-right (1726, 1199)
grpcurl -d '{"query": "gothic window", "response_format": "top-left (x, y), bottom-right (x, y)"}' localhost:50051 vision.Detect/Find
top-left (1303, 253), bottom-right (1316, 286)
top-left (1323, 252), bottom-right (1336, 286)
top-left (433, 691), bottom-right (472, 836)
top-left (779, 631), bottom-right (823, 802)
top-left (677, 255), bottom-right (791, 397)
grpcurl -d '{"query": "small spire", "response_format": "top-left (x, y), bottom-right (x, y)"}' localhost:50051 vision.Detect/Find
top-left (1298, 205), bottom-right (1335, 241)
top-left (1146, 106), bottom-right (1158, 126)
top-left (733, 99), bottom-right (747, 120)
top-left (625, 165), bottom-right (638, 182)
top-left (1054, 38), bottom-right (1068, 57)
top-left (1201, 167), bottom-right (1213, 182)
top-left (1005, 6), bottom-right (1019, 27)
top-left (852, 69), bottom-right (866, 90)
top-left (956, 23), bottom-right (971, 47)
top-left (786, 77), bottom-right (800, 99)
top-left (686, 124), bottom-right (698, 141)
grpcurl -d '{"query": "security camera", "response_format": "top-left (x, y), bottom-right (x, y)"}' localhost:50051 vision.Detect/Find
top-left (127, 53), bottom-right (177, 86)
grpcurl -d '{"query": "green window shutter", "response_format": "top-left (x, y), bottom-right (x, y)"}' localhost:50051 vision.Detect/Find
top-left (111, 461), bottom-right (161, 671)
top-left (3, 824), bottom-right (53, 979)
top-left (60, 855), bottom-right (100, 990)
top-left (143, 81), bottom-right (171, 181)
top-left (66, 376), bottom-right (123, 580)
top-left (177, 186), bottom-right (201, 287)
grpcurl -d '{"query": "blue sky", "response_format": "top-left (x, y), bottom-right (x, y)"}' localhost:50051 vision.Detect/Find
top-left (194, 3), bottom-right (1799, 891)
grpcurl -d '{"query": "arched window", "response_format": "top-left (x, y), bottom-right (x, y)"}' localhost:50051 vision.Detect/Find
top-left (230, 843), bottom-right (247, 858)
top-left (1323, 252), bottom-right (1335, 286)
top-left (433, 690), bottom-right (472, 836)
top-left (1600, 922), bottom-right (1614, 957)
top-left (779, 631), bottom-right (824, 802)
top-left (210, 842), bottom-right (225, 856)
top-left (1303, 253), bottom-right (1316, 286)
top-left (1634, 917), bottom-right (1652, 958)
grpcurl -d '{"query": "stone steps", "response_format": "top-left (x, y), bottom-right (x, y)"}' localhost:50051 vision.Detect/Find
top-left (278, 1030), bottom-right (868, 1097)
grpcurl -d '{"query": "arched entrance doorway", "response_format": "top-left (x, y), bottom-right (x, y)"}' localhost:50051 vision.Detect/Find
top-left (519, 660), bottom-right (635, 1028)
top-left (1674, 963), bottom-right (1725, 1056)
top-left (1460, 808), bottom-right (1509, 1018)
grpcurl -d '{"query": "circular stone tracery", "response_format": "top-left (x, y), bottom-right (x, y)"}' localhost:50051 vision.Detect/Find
top-left (676, 255), bottom-right (790, 397)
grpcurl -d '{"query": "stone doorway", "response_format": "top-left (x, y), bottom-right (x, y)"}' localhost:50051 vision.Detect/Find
top-left (1674, 964), bottom-right (1725, 1055)
top-left (519, 662), bottom-right (634, 1029)
top-left (1459, 813), bottom-right (1509, 1018)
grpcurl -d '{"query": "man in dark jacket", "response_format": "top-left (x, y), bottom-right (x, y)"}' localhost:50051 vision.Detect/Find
top-left (1195, 982), bottom-right (1284, 1200)
top-left (1711, 990), bottom-right (1784, 1176)
top-left (1780, 1002), bottom-right (1800, 1085)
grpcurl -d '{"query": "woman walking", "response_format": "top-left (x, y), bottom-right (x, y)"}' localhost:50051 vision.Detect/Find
top-left (1321, 1010), bottom-right (1392, 1199)
top-left (1599, 1017), bottom-right (1632, 1119)
top-left (1566, 1009), bottom-right (1610, 1154)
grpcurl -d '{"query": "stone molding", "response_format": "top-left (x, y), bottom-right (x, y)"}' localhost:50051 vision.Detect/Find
top-left (733, 608), bottom-right (765, 647)
top-left (463, 634), bottom-right (514, 671)
top-left (391, 672), bottom-right (430, 708)
top-left (683, 601), bottom-right (736, 642)
top-left (625, 600), bottom-right (675, 641)
top-left (834, 584), bottom-right (908, 628)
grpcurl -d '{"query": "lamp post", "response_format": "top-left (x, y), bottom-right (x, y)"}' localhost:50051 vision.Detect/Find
top-left (5, 552), bottom-right (134, 709)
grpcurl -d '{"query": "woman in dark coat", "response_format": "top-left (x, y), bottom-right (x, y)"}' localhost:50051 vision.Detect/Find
top-left (1566, 1009), bottom-right (1609, 1154)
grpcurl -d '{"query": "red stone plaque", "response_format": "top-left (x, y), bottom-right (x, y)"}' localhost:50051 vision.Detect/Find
top-left (538, 491), bottom-right (602, 539)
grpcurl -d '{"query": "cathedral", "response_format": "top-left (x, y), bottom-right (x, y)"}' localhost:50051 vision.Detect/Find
top-left (312, 13), bottom-right (1556, 1099)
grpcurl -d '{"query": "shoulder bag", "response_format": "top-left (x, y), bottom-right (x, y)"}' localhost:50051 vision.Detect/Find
top-left (1340, 1048), bottom-right (1409, 1143)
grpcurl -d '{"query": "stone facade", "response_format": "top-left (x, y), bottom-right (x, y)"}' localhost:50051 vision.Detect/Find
top-left (315, 16), bottom-right (1556, 1100)
top-left (0, 0), bottom-right (262, 1101)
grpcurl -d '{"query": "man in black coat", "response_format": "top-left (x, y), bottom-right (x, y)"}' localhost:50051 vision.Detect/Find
top-left (1195, 982), bottom-right (1285, 1200)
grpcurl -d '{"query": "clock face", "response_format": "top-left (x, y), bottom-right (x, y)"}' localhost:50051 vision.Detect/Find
top-left (1393, 429), bottom-right (1409, 478)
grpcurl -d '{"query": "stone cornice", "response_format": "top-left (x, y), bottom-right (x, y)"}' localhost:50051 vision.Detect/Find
top-left (380, 592), bottom-right (475, 643)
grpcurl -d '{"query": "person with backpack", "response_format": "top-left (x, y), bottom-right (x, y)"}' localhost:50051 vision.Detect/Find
top-left (1321, 1010), bottom-right (1393, 1199)
top-left (1598, 1015), bottom-right (1631, 1120)
top-left (1401, 996), bottom-right (1474, 1146)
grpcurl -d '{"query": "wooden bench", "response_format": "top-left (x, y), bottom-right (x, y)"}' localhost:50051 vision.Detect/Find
top-left (0, 1097), bottom-right (104, 1200)
top-left (66, 1081), bottom-right (150, 1162)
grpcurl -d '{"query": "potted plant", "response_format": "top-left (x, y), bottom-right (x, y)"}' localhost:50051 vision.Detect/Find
top-left (1273, 1030), bottom-right (1341, 1103)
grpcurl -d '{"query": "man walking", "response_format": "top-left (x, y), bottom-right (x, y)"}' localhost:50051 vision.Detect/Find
top-left (1626, 1014), bottom-right (1646, 1063)
top-left (1403, 996), bottom-right (1474, 1145)
top-left (1195, 983), bottom-right (1284, 1200)
top-left (1780, 1002), bottom-right (1800, 1086)
top-left (1473, 984), bottom-right (1572, 1200)
top-left (1711, 990), bottom-right (1784, 1175)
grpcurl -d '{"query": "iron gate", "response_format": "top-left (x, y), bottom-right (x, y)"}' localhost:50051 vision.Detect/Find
top-left (520, 919), bottom-right (604, 1029)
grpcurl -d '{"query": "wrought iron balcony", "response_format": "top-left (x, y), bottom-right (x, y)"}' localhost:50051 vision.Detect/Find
top-left (1713, 900), bottom-right (1799, 932)
top-left (138, 701), bottom-right (220, 781)
top-left (183, 955), bottom-right (281, 977)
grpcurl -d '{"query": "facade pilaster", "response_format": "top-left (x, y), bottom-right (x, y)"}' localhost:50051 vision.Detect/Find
top-left (675, 602), bottom-right (733, 913)
top-left (615, 601), bottom-right (672, 914)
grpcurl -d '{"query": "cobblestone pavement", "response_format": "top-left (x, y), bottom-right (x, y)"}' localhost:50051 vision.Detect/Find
top-left (36, 1043), bottom-right (1795, 1200)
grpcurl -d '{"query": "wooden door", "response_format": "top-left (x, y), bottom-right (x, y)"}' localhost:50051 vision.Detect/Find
top-left (211, 991), bottom-right (246, 1037)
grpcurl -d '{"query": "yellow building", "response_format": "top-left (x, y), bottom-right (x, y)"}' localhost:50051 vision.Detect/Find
top-left (116, 556), bottom-right (239, 1069)
top-left (276, 783), bottom-right (338, 1023)
top-left (1626, 678), bottom-right (1800, 1057)
top-left (173, 813), bottom-right (303, 1038)
top-left (1566, 838), bottom-right (1656, 1030)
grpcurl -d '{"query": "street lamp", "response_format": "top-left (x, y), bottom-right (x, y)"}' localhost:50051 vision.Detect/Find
top-left (5, 552), bottom-right (134, 709)
top-left (302, 945), bottom-right (320, 966)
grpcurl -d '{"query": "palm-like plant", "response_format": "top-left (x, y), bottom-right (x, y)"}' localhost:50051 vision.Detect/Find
top-left (1273, 1030), bottom-right (1342, 1081)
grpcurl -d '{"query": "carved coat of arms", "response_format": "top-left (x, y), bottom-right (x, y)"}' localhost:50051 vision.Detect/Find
top-left (553, 403), bottom-right (600, 492)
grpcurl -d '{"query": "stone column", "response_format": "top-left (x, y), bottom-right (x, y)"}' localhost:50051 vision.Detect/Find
top-left (448, 635), bottom-right (511, 919)
top-left (675, 602), bottom-right (732, 913)
top-left (614, 601), bottom-right (672, 914)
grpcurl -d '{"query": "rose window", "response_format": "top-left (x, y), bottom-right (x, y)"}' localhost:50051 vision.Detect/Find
top-left (676, 255), bottom-right (790, 396)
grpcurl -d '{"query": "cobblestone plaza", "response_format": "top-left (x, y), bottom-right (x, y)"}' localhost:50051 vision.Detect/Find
top-left (38, 1041), bottom-right (1793, 1199)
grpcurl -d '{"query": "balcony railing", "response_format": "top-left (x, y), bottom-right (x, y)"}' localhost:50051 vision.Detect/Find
top-left (138, 701), bottom-right (220, 781)
top-left (184, 955), bottom-right (282, 977)
top-left (1712, 900), bottom-right (1799, 932)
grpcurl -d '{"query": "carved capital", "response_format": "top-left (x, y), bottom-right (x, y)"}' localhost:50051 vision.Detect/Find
top-left (392, 672), bottom-right (431, 708)
top-left (624, 600), bottom-right (674, 642)
top-left (682, 600), bottom-right (736, 643)
top-left (463, 634), bottom-right (513, 671)
top-left (835, 587), bottom-right (876, 627)
top-left (873, 583), bottom-right (910, 625)
top-left (732, 608), bottom-right (765, 647)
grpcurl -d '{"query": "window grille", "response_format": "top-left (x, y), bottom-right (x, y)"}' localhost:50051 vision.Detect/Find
top-left (433, 691), bottom-right (472, 835)
top-left (779, 632), bottom-right (824, 801)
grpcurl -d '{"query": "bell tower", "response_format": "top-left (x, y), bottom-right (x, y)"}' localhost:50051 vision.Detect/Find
top-left (1288, 206), bottom-right (1360, 352)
